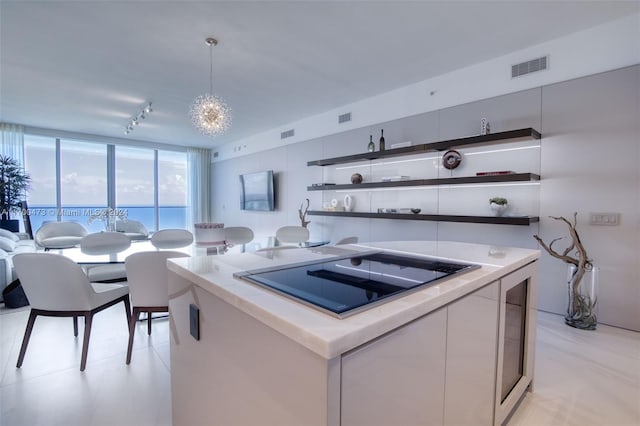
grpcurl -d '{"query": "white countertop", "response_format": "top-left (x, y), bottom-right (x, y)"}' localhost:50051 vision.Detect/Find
top-left (167, 241), bottom-right (539, 359)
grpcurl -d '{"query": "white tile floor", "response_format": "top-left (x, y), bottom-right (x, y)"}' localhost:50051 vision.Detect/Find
top-left (0, 305), bottom-right (638, 426)
top-left (0, 304), bottom-right (171, 426)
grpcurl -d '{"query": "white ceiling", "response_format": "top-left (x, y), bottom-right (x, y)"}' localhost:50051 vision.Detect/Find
top-left (1, 1), bottom-right (637, 148)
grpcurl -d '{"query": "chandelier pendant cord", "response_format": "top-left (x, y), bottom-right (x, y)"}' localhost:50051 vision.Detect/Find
top-left (209, 42), bottom-right (213, 94)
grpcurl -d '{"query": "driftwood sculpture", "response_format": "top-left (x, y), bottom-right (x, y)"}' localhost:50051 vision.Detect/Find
top-left (533, 213), bottom-right (596, 328)
top-left (298, 198), bottom-right (310, 228)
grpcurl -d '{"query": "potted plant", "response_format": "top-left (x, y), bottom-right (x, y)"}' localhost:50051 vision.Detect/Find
top-left (0, 155), bottom-right (31, 232)
top-left (489, 197), bottom-right (508, 216)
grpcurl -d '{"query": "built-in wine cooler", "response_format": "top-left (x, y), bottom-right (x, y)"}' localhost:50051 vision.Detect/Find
top-left (495, 262), bottom-right (538, 425)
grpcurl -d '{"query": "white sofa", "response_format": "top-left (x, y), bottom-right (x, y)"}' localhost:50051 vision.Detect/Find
top-left (0, 230), bottom-right (38, 300)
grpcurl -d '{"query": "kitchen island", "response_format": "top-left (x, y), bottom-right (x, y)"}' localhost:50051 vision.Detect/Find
top-left (167, 241), bottom-right (539, 426)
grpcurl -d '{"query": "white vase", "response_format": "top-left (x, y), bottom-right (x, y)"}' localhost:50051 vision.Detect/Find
top-left (107, 214), bottom-right (116, 232)
top-left (344, 194), bottom-right (354, 212)
top-left (490, 202), bottom-right (508, 216)
top-left (565, 263), bottom-right (598, 330)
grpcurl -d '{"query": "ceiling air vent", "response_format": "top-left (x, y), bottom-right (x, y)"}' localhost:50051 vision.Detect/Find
top-left (281, 129), bottom-right (295, 139)
top-left (512, 56), bottom-right (548, 78)
top-left (338, 112), bottom-right (352, 124)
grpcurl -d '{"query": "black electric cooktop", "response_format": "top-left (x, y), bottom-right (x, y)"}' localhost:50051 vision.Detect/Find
top-left (235, 252), bottom-right (479, 318)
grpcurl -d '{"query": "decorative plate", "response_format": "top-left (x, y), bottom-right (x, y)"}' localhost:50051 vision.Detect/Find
top-left (442, 150), bottom-right (462, 170)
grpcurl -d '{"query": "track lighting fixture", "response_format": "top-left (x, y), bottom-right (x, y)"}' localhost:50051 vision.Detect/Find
top-left (124, 102), bottom-right (153, 136)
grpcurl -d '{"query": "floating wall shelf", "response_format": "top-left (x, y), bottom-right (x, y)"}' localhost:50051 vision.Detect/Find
top-left (307, 211), bottom-right (539, 226)
top-left (307, 173), bottom-right (540, 191)
top-left (307, 128), bottom-right (541, 167)
top-left (306, 127), bottom-right (542, 227)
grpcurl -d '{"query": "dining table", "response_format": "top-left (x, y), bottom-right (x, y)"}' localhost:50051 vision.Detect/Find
top-left (51, 239), bottom-right (204, 263)
top-left (53, 237), bottom-right (330, 264)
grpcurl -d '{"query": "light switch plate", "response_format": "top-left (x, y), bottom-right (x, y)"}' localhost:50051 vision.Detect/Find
top-left (189, 304), bottom-right (200, 341)
top-left (589, 212), bottom-right (620, 226)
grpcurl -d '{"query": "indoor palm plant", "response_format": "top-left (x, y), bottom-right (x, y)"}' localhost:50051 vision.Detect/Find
top-left (0, 155), bottom-right (31, 232)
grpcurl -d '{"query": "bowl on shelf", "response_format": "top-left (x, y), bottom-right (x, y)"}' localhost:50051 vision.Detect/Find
top-left (350, 173), bottom-right (363, 184)
top-left (410, 208), bottom-right (421, 214)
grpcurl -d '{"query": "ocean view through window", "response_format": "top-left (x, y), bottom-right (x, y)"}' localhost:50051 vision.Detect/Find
top-left (26, 205), bottom-right (187, 233)
top-left (24, 134), bottom-right (188, 234)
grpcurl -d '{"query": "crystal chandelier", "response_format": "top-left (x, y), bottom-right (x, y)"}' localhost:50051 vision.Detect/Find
top-left (189, 37), bottom-right (231, 137)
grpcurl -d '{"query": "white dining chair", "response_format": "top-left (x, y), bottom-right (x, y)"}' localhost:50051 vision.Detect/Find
top-left (124, 250), bottom-right (189, 364)
top-left (34, 221), bottom-right (89, 250)
top-left (224, 226), bottom-right (254, 251)
top-left (80, 232), bottom-right (131, 282)
top-left (114, 219), bottom-right (149, 241)
top-left (275, 226), bottom-right (309, 245)
top-left (335, 236), bottom-right (358, 245)
top-left (13, 252), bottom-right (131, 371)
top-left (150, 229), bottom-right (194, 249)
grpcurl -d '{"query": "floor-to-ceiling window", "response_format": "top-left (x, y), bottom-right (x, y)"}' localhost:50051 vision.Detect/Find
top-left (23, 134), bottom-right (188, 233)
top-left (23, 135), bottom-right (57, 232)
top-left (60, 140), bottom-right (108, 232)
top-left (115, 145), bottom-right (156, 230)
top-left (158, 150), bottom-right (187, 229)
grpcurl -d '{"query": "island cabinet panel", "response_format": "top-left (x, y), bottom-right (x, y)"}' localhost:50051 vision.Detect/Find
top-left (444, 281), bottom-right (499, 426)
top-left (341, 308), bottom-right (448, 426)
top-left (169, 274), bottom-right (339, 426)
top-left (168, 244), bottom-right (539, 426)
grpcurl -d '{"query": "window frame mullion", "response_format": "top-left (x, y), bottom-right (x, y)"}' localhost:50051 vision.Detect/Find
top-left (107, 144), bottom-right (116, 209)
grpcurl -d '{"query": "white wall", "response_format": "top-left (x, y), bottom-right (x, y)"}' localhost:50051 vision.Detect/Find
top-left (211, 15), bottom-right (640, 331)
top-left (214, 13), bottom-right (639, 162)
top-left (538, 66), bottom-right (639, 331)
top-left (212, 66), bottom-right (639, 331)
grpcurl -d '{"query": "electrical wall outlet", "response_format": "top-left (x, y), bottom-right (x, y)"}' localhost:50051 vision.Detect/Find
top-left (189, 304), bottom-right (200, 341)
top-left (589, 212), bottom-right (620, 226)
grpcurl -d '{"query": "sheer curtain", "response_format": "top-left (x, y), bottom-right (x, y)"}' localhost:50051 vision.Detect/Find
top-left (0, 123), bottom-right (25, 163)
top-left (187, 147), bottom-right (211, 228)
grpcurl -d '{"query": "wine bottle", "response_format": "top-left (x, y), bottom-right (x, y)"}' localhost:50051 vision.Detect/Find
top-left (379, 129), bottom-right (385, 151)
top-left (367, 135), bottom-right (375, 152)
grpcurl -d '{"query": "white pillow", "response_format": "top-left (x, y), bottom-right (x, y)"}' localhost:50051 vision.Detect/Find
top-left (0, 228), bottom-right (20, 242)
top-left (0, 236), bottom-right (16, 252)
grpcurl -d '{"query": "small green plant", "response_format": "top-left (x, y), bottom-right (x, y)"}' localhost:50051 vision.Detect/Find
top-left (489, 197), bottom-right (508, 205)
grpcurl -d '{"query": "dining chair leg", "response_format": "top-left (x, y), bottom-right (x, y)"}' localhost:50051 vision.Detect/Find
top-left (80, 313), bottom-right (93, 372)
top-left (16, 310), bottom-right (38, 368)
top-left (73, 316), bottom-right (79, 337)
top-left (126, 308), bottom-right (141, 365)
top-left (123, 296), bottom-right (132, 325)
top-left (147, 312), bottom-right (152, 335)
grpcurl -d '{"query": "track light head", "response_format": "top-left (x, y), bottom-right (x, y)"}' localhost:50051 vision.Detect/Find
top-left (124, 101), bottom-right (152, 136)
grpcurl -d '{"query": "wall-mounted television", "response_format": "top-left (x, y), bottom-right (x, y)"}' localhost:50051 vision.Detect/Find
top-left (240, 170), bottom-right (276, 211)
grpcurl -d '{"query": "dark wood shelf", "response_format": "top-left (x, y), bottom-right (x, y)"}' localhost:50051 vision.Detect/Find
top-left (307, 128), bottom-right (541, 166)
top-left (307, 210), bottom-right (539, 226)
top-left (307, 173), bottom-right (540, 191)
